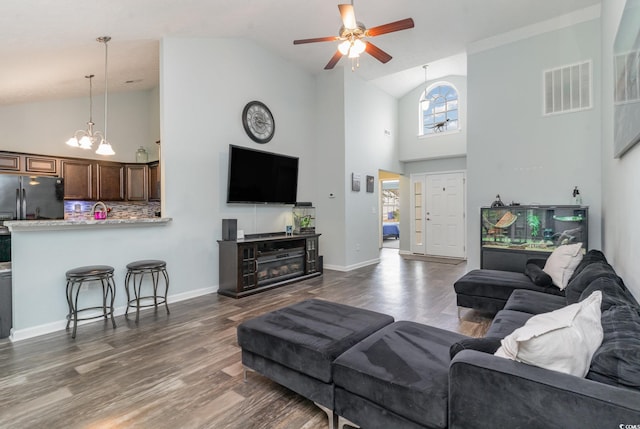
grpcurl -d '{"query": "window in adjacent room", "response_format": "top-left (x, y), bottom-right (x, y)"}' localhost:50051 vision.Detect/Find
top-left (419, 82), bottom-right (460, 136)
top-left (543, 60), bottom-right (592, 115)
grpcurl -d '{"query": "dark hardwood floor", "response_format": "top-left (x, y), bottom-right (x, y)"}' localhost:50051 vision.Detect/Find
top-left (0, 249), bottom-right (490, 429)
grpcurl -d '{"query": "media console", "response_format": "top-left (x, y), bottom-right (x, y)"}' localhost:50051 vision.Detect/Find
top-left (217, 232), bottom-right (321, 298)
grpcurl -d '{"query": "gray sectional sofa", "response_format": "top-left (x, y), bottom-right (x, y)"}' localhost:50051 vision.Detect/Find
top-left (237, 250), bottom-right (640, 429)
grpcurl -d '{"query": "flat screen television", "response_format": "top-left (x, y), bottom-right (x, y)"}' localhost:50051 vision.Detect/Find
top-left (227, 144), bottom-right (299, 204)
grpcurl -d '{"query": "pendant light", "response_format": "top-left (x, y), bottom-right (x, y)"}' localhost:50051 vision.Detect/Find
top-left (65, 74), bottom-right (99, 149)
top-left (95, 36), bottom-right (115, 156)
top-left (65, 37), bottom-right (115, 155)
top-left (420, 65), bottom-right (430, 111)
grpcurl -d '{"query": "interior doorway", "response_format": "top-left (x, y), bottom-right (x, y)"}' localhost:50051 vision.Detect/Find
top-left (379, 171), bottom-right (401, 250)
top-left (410, 171), bottom-right (466, 258)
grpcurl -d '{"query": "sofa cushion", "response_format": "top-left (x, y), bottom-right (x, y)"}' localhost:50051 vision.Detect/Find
top-left (503, 289), bottom-right (567, 315)
top-left (579, 276), bottom-right (639, 311)
top-left (237, 299), bottom-right (394, 383)
top-left (524, 263), bottom-right (553, 286)
top-left (587, 305), bottom-right (640, 389)
top-left (333, 321), bottom-right (466, 429)
top-left (484, 309), bottom-right (534, 339)
top-left (495, 291), bottom-right (603, 377)
top-left (542, 243), bottom-right (583, 290)
top-left (564, 261), bottom-right (621, 305)
top-left (449, 337), bottom-right (502, 359)
top-left (454, 269), bottom-right (564, 302)
top-left (566, 249), bottom-right (609, 285)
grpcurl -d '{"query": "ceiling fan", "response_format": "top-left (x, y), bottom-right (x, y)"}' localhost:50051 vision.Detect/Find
top-left (293, 2), bottom-right (414, 70)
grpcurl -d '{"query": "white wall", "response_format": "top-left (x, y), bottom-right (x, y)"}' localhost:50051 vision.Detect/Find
top-left (0, 89), bottom-right (159, 163)
top-left (343, 70), bottom-right (401, 268)
top-left (314, 72), bottom-right (347, 268)
top-left (9, 37), bottom-right (318, 338)
top-left (601, 0), bottom-right (640, 299)
top-left (398, 75), bottom-right (467, 161)
top-left (466, 18), bottom-right (603, 269)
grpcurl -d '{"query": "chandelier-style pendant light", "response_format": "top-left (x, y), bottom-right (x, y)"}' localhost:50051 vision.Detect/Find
top-left (95, 36), bottom-right (115, 155)
top-left (65, 74), bottom-right (99, 149)
top-left (65, 36), bottom-right (115, 155)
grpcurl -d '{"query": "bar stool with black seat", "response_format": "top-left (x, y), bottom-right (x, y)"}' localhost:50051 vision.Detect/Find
top-left (65, 265), bottom-right (117, 339)
top-left (124, 260), bottom-right (170, 323)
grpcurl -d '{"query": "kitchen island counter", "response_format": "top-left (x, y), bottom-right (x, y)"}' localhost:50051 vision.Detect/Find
top-left (5, 217), bottom-right (172, 232)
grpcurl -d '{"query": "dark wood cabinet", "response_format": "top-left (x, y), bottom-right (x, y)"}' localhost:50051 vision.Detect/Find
top-left (0, 152), bottom-right (58, 175)
top-left (126, 164), bottom-right (148, 201)
top-left (61, 159), bottom-right (94, 200)
top-left (96, 163), bottom-right (125, 201)
top-left (148, 161), bottom-right (160, 201)
top-left (218, 233), bottom-right (321, 298)
top-left (25, 156), bottom-right (57, 175)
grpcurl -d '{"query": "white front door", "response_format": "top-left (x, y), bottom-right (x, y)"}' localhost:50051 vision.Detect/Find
top-left (411, 172), bottom-right (466, 257)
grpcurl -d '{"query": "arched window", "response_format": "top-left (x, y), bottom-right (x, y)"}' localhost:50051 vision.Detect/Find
top-left (419, 82), bottom-right (459, 136)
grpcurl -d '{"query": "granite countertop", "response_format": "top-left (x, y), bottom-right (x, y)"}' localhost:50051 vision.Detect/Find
top-left (5, 217), bottom-right (172, 232)
top-left (0, 262), bottom-right (11, 273)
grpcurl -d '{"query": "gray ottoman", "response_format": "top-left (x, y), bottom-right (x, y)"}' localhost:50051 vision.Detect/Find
top-left (237, 299), bottom-right (394, 427)
top-left (333, 321), bottom-right (467, 429)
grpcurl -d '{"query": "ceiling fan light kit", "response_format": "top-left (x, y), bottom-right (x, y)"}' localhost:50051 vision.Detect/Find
top-left (293, 2), bottom-right (414, 71)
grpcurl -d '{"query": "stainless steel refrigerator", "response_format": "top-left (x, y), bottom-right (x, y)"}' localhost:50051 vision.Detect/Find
top-left (0, 174), bottom-right (64, 222)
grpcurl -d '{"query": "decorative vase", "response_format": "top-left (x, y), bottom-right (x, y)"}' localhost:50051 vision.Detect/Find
top-left (136, 146), bottom-right (148, 163)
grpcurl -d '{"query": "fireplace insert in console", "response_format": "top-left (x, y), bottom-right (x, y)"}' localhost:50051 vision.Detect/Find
top-left (217, 233), bottom-right (321, 298)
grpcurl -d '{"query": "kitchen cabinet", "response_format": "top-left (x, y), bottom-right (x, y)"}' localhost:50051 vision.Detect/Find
top-left (218, 233), bottom-right (321, 298)
top-left (148, 161), bottom-right (160, 201)
top-left (25, 156), bottom-right (58, 175)
top-left (61, 159), bottom-right (94, 200)
top-left (0, 153), bottom-right (20, 172)
top-left (126, 164), bottom-right (148, 201)
top-left (96, 163), bottom-right (125, 201)
top-left (0, 152), bottom-right (58, 175)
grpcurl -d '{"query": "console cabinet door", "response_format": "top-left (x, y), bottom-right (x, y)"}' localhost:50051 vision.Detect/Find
top-left (126, 164), bottom-right (148, 201)
top-left (61, 159), bottom-right (94, 200)
top-left (238, 243), bottom-right (258, 291)
top-left (96, 163), bottom-right (125, 201)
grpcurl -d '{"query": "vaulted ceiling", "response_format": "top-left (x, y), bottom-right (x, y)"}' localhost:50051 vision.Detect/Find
top-left (0, 0), bottom-right (600, 105)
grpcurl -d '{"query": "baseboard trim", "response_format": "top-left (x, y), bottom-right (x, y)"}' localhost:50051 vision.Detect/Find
top-left (324, 258), bottom-right (380, 272)
top-left (9, 285), bottom-right (218, 342)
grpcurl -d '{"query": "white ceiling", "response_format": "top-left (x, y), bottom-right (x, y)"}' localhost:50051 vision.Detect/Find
top-left (0, 0), bottom-right (600, 105)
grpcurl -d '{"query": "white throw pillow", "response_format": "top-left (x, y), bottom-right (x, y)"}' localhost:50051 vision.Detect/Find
top-left (494, 290), bottom-right (603, 377)
top-left (543, 242), bottom-right (584, 289)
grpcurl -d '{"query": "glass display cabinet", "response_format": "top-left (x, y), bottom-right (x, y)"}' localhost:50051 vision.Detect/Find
top-left (481, 205), bottom-right (588, 272)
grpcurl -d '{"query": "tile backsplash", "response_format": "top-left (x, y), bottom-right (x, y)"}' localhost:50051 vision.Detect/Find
top-left (64, 201), bottom-right (161, 220)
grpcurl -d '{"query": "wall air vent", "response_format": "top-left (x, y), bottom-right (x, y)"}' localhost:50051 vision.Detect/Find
top-left (543, 60), bottom-right (592, 115)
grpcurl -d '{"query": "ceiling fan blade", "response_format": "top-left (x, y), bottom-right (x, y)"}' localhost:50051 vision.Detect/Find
top-left (294, 36), bottom-right (340, 45)
top-left (366, 18), bottom-right (415, 37)
top-left (324, 50), bottom-right (343, 70)
top-left (338, 4), bottom-right (357, 29)
top-left (365, 42), bottom-right (392, 64)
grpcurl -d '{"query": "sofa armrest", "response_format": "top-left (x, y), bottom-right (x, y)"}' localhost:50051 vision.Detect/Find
top-left (449, 350), bottom-right (640, 429)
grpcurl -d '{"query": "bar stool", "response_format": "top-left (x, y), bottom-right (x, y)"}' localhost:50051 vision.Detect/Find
top-left (65, 265), bottom-right (117, 339)
top-left (124, 260), bottom-right (170, 323)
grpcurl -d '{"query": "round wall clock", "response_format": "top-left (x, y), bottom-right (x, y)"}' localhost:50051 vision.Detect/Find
top-left (242, 101), bottom-right (275, 144)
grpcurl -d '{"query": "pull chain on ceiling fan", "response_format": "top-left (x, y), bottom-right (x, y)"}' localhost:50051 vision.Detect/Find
top-left (293, 1), bottom-right (414, 71)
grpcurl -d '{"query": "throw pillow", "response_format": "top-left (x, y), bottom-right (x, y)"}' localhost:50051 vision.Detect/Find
top-left (587, 305), bottom-right (640, 389)
top-left (543, 243), bottom-right (584, 290)
top-left (494, 290), bottom-right (603, 377)
top-left (525, 263), bottom-right (553, 286)
top-left (449, 337), bottom-right (503, 359)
